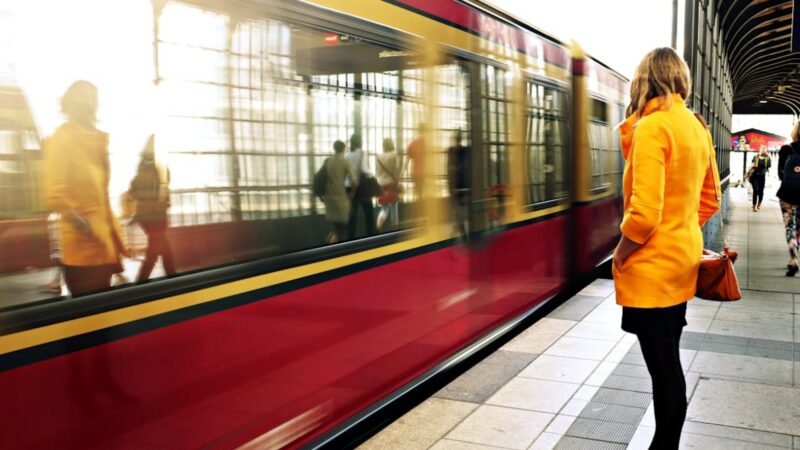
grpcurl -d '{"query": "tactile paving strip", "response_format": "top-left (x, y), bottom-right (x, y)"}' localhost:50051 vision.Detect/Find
top-left (564, 418), bottom-right (637, 444)
top-left (577, 401), bottom-right (646, 425)
top-left (591, 387), bottom-right (652, 408)
top-left (554, 436), bottom-right (627, 450)
top-left (599, 375), bottom-right (652, 393)
top-left (610, 363), bottom-right (650, 378)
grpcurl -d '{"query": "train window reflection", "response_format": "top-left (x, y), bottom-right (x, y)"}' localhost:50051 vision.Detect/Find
top-left (2, 0), bottom-right (484, 306)
top-left (525, 82), bottom-right (567, 205)
top-left (589, 98), bottom-right (613, 191)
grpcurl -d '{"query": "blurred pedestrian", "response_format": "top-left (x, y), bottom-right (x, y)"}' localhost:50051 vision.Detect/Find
top-left (777, 122), bottom-right (800, 276)
top-left (748, 144), bottom-right (771, 211)
top-left (322, 140), bottom-right (357, 243)
top-left (375, 138), bottom-right (401, 232)
top-left (129, 135), bottom-right (176, 281)
top-left (43, 80), bottom-right (127, 296)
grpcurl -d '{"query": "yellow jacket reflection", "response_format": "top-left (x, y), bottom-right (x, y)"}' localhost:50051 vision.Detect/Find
top-left (43, 122), bottom-right (125, 267)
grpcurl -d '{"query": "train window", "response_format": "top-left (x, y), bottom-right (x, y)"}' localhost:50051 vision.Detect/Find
top-left (0, 0), bottom-right (455, 306)
top-left (481, 64), bottom-right (510, 190)
top-left (524, 82), bottom-right (567, 206)
top-left (588, 98), bottom-right (613, 191)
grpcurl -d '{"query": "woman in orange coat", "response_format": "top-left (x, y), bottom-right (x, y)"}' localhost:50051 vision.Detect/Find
top-left (613, 48), bottom-right (720, 449)
top-left (43, 80), bottom-right (126, 296)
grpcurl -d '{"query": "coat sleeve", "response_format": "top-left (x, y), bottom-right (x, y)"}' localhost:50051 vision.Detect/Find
top-left (619, 120), bottom-right (667, 244)
top-left (42, 132), bottom-right (78, 214)
top-left (698, 134), bottom-right (721, 226)
top-left (778, 145), bottom-right (789, 180)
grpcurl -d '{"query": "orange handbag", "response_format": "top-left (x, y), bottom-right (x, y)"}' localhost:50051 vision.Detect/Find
top-left (697, 247), bottom-right (742, 301)
top-left (696, 143), bottom-right (742, 301)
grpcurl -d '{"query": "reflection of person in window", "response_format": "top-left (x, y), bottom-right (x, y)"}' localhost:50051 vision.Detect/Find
top-left (447, 129), bottom-right (470, 236)
top-left (406, 123), bottom-right (427, 202)
top-left (129, 135), bottom-right (175, 281)
top-left (43, 80), bottom-right (127, 296)
top-left (323, 140), bottom-right (357, 243)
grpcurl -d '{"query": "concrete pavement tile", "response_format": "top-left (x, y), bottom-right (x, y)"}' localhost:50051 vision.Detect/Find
top-left (543, 337), bottom-right (616, 361)
top-left (549, 296), bottom-right (605, 321)
top-left (518, 355), bottom-right (599, 384)
top-left (528, 432), bottom-right (561, 450)
top-left (714, 308), bottom-right (794, 327)
top-left (745, 347), bottom-right (793, 361)
top-left (565, 321), bottom-right (625, 342)
top-left (578, 283), bottom-right (614, 298)
top-left (685, 304), bottom-right (719, 319)
top-left (627, 426), bottom-right (654, 450)
top-left (640, 403), bottom-right (655, 428)
top-left (679, 432), bottom-right (788, 449)
top-left (358, 398), bottom-right (478, 450)
top-left (436, 351), bottom-right (539, 403)
top-left (681, 421), bottom-right (793, 448)
top-left (704, 334), bottom-right (749, 346)
top-left (577, 401), bottom-right (645, 425)
top-left (486, 378), bottom-right (579, 413)
top-left (545, 414), bottom-right (578, 434)
top-left (429, 439), bottom-right (508, 450)
top-left (600, 375), bottom-right (652, 393)
top-left (581, 308), bottom-right (622, 325)
top-left (573, 385), bottom-right (600, 401)
top-left (502, 319), bottom-right (578, 354)
top-left (445, 405), bottom-right (553, 450)
top-left (560, 399), bottom-right (589, 416)
top-left (687, 378), bottom-right (800, 436)
top-left (699, 342), bottom-right (750, 356)
top-left (685, 317), bottom-right (712, 333)
top-left (689, 351), bottom-right (793, 384)
top-left (685, 372), bottom-right (701, 399)
top-left (708, 320), bottom-right (793, 342)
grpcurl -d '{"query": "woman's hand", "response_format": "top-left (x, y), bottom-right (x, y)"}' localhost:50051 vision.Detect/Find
top-left (613, 235), bottom-right (642, 271)
top-left (67, 210), bottom-right (93, 236)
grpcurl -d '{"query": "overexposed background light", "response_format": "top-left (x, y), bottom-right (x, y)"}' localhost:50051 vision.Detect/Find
top-left (486, 0), bottom-right (674, 79)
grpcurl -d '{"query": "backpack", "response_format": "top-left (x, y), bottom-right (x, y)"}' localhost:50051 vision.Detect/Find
top-left (777, 144), bottom-right (800, 205)
top-left (313, 158), bottom-right (329, 199)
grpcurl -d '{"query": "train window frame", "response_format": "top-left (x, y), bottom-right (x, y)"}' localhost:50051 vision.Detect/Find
top-left (0, 0), bottom-right (456, 323)
top-left (522, 77), bottom-right (569, 210)
top-left (587, 96), bottom-right (614, 194)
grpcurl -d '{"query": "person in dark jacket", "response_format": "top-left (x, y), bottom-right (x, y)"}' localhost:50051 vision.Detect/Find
top-left (129, 135), bottom-right (176, 281)
top-left (749, 145), bottom-right (771, 211)
top-left (777, 123), bottom-right (800, 276)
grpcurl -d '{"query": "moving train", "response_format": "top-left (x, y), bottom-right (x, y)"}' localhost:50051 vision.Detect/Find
top-left (0, 0), bottom-right (630, 448)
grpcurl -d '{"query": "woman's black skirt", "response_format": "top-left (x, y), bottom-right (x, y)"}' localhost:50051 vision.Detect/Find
top-left (621, 301), bottom-right (688, 338)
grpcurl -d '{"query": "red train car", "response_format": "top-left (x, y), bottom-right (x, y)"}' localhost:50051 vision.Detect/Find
top-left (0, 1), bottom-right (627, 448)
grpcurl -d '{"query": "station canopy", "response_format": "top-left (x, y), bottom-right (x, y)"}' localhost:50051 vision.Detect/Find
top-left (719, 0), bottom-right (799, 115)
top-left (730, 128), bottom-right (788, 150)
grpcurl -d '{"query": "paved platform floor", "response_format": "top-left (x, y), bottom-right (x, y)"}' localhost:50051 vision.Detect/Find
top-left (359, 185), bottom-right (800, 449)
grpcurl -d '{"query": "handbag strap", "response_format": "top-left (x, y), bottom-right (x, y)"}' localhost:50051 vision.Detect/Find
top-left (377, 155), bottom-right (399, 184)
top-left (707, 146), bottom-right (727, 249)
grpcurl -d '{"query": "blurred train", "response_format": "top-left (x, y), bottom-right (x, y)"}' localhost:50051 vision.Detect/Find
top-left (0, 0), bottom-right (630, 448)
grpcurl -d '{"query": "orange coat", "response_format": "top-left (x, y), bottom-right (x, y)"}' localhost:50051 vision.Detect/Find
top-left (43, 122), bottom-right (125, 267)
top-left (613, 94), bottom-right (720, 308)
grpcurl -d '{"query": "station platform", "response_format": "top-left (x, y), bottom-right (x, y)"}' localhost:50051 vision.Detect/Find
top-left (359, 184), bottom-right (800, 449)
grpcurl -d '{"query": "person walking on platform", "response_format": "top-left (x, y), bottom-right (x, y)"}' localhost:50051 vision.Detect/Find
top-left (128, 135), bottom-right (176, 282)
top-left (613, 48), bottom-right (720, 450)
top-left (43, 80), bottom-right (128, 297)
top-left (375, 138), bottom-right (401, 232)
top-left (777, 122), bottom-right (800, 276)
top-left (748, 144), bottom-right (771, 211)
top-left (346, 134), bottom-right (376, 239)
top-left (322, 140), bottom-right (357, 243)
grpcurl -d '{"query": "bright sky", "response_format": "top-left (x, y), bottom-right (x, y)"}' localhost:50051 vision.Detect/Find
top-left (486, 0), bottom-right (675, 79)
top-left (487, 0), bottom-right (795, 134)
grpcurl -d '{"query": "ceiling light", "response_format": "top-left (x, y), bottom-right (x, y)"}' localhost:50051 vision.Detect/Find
top-left (759, 100), bottom-right (768, 103)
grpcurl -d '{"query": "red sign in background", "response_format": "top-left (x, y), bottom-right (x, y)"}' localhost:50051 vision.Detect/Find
top-left (731, 130), bottom-right (787, 150)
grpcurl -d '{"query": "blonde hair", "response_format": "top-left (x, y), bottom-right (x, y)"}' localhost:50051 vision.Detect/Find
top-left (60, 80), bottom-right (98, 122)
top-left (791, 121), bottom-right (800, 142)
top-left (626, 48), bottom-right (691, 117)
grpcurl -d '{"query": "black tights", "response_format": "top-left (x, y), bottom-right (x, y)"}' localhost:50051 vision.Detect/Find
top-left (751, 174), bottom-right (765, 206)
top-left (638, 329), bottom-right (686, 450)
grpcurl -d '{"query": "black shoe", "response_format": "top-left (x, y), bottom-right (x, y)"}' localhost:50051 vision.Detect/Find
top-left (786, 265), bottom-right (798, 277)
